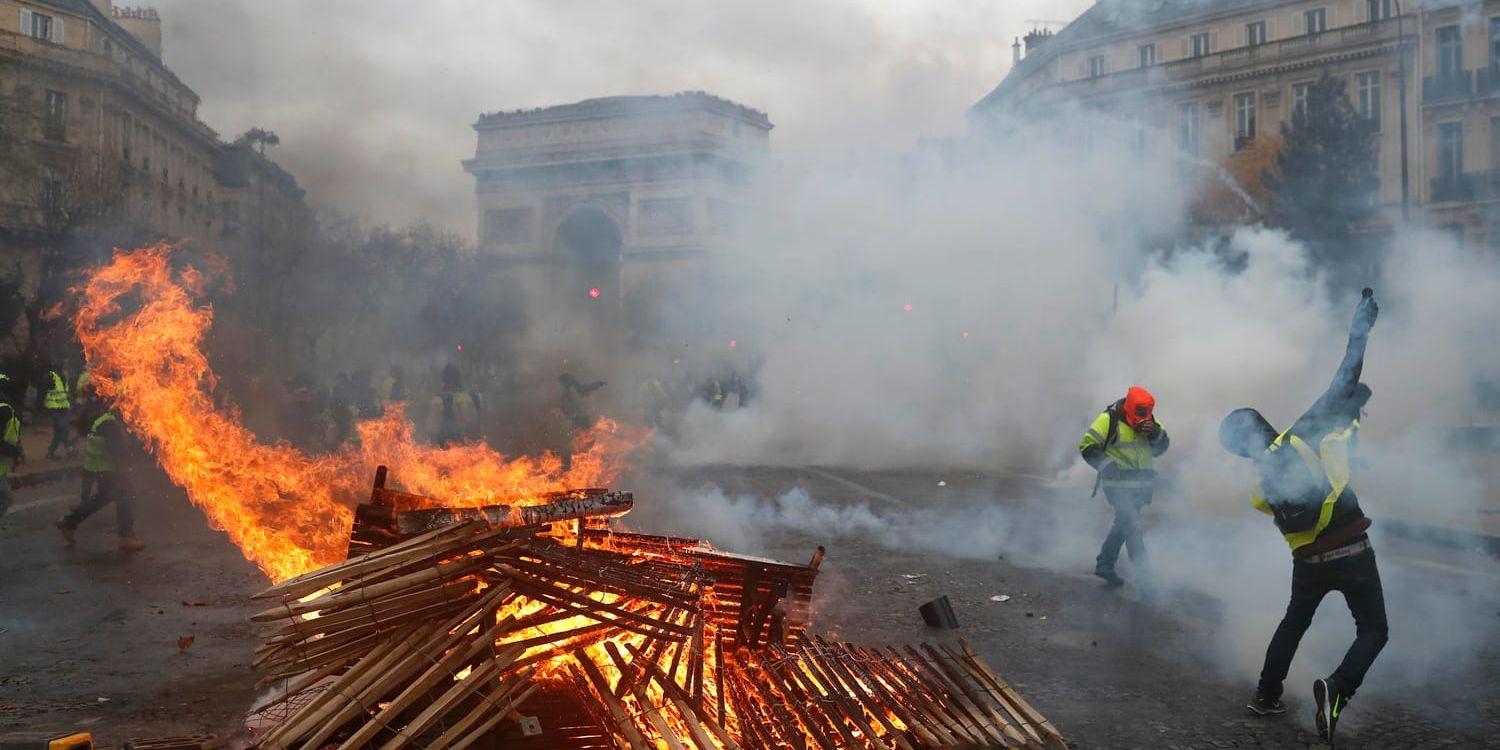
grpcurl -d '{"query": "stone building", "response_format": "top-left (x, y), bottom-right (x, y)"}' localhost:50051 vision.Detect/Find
top-left (973, 0), bottom-right (1500, 245)
top-left (0, 0), bottom-right (308, 352)
top-left (463, 92), bottom-right (772, 346)
top-left (0, 0), bottom-right (222, 246)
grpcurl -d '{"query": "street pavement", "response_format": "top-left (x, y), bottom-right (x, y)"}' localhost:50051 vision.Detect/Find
top-left (1, 463), bottom-right (1496, 748)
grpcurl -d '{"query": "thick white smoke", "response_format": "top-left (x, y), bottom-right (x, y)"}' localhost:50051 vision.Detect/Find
top-left (641, 109), bottom-right (1500, 688)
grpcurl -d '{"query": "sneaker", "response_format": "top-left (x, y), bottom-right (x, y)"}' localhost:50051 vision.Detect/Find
top-left (1247, 690), bottom-right (1286, 716)
top-left (56, 518), bottom-right (75, 545)
top-left (1093, 567), bottom-right (1125, 587)
top-left (118, 537), bottom-right (146, 552)
top-left (1314, 676), bottom-right (1346, 744)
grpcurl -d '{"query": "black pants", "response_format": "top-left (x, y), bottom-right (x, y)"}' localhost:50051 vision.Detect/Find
top-left (1258, 546), bottom-right (1388, 701)
top-left (1096, 493), bottom-right (1149, 573)
top-left (62, 470), bottom-right (134, 537)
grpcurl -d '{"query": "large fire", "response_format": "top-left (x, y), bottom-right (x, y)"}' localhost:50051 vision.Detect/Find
top-left (73, 244), bottom-right (642, 583)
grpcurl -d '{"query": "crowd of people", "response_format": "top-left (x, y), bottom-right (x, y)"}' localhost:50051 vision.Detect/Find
top-left (0, 360), bottom-right (140, 552)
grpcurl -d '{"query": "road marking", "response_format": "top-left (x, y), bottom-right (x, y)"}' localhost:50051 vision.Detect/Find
top-left (804, 468), bottom-right (908, 506)
top-left (7, 494), bottom-right (72, 514)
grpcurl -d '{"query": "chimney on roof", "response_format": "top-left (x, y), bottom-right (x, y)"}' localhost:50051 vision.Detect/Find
top-left (1013, 37), bottom-right (1022, 64)
top-left (112, 6), bottom-right (162, 59)
top-left (1024, 28), bottom-right (1055, 56)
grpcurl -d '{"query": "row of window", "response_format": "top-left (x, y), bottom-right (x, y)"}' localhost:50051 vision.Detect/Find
top-left (1087, 0), bottom-right (1399, 78)
top-left (1148, 72), bottom-right (1384, 159)
top-left (20, 5), bottom-right (197, 116)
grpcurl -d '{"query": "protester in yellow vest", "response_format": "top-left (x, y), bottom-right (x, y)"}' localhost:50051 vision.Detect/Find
top-left (557, 372), bottom-right (606, 470)
top-left (428, 364), bottom-right (479, 447)
top-left (1220, 289), bottom-right (1385, 744)
top-left (1079, 386), bottom-right (1169, 589)
top-left (57, 405), bottom-right (143, 551)
top-left (43, 368), bottom-right (75, 459)
top-left (0, 375), bottom-right (24, 518)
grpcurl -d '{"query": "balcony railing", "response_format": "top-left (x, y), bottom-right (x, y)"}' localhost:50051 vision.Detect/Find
top-left (1434, 171), bottom-right (1500, 202)
top-left (1423, 71), bottom-right (1473, 104)
top-left (1432, 174), bottom-right (1476, 203)
top-left (1478, 66), bottom-right (1500, 97)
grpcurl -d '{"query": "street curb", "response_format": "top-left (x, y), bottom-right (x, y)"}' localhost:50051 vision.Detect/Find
top-left (1382, 518), bottom-right (1500, 557)
top-left (13, 465), bottom-right (82, 489)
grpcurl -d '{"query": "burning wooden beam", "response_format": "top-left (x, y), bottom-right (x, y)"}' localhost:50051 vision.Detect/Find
top-left (246, 471), bottom-right (1066, 749)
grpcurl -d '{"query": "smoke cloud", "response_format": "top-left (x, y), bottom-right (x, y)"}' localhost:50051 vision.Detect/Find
top-left (150, 0), bottom-right (1089, 236)
top-left (138, 0), bottom-right (1499, 702)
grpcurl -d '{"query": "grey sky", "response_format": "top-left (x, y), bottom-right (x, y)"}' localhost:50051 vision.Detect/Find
top-left (151, 0), bottom-right (1089, 238)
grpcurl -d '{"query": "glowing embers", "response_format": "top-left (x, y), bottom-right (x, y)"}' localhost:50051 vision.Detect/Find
top-left (247, 478), bottom-right (1067, 749)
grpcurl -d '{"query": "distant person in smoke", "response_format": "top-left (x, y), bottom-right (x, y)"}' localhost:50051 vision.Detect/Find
top-left (380, 366), bottom-right (409, 406)
top-left (1078, 385), bottom-right (1169, 589)
top-left (0, 374), bottom-right (23, 518)
top-left (42, 364), bottom-right (77, 459)
top-left (428, 364), bottom-right (479, 447)
top-left (57, 394), bottom-right (143, 552)
top-left (1220, 289), bottom-right (1385, 745)
top-left (558, 372), bottom-right (605, 470)
top-left (351, 368), bottom-right (380, 419)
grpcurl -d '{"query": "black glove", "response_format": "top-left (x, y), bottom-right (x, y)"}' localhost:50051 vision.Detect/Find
top-left (1137, 419), bottom-right (1160, 439)
top-left (1352, 288), bottom-right (1378, 337)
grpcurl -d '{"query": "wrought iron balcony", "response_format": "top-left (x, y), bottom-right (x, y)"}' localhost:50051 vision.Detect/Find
top-left (1477, 66), bottom-right (1500, 97)
top-left (1423, 71), bottom-right (1472, 104)
top-left (1431, 174), bottom-right (1474, 203)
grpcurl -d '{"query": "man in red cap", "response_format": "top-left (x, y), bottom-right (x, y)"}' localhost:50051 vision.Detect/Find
top-left (1079, 385), bottom-right (1170, 588)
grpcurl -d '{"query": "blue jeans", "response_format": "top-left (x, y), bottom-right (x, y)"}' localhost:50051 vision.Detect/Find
top-left (1096, 494), bottom-right (1149, 573)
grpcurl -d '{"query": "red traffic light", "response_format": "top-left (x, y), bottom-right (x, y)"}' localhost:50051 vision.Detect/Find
top-left (588, 287), bottom-right (602, 298)
top-left (902, 303), bottom-right (913, 312)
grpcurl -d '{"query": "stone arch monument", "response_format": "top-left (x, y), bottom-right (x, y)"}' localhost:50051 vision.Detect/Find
top-left (463, 92), bottom-right (772, 349)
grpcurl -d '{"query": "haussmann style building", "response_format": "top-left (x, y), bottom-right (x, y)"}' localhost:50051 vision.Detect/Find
top-left (974, 0), bottom-right (1500, 247)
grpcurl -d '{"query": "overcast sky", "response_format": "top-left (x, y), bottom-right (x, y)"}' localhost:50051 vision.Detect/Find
top-left (151, 1), bottom-right (1090, 238)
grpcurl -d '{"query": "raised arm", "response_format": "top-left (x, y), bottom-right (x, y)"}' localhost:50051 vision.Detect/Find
top-left (1327, 288), bottom-right (1378, 400)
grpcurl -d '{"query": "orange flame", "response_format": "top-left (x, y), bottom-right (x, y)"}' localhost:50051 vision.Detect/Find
top-left (74, 244), bottom-right (643, 583)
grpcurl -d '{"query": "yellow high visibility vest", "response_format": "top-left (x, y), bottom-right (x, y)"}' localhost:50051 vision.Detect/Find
top-left (84, 412), bottom-right (118, 473)
top-left (1079, 411), bottom-right (1159, 471)
top-left (0, 403), bottom-right (19, 477)
top-left (44, 371), bottom-right (70, 410)
top-left (1250, 422), bottom-right (1357, 551)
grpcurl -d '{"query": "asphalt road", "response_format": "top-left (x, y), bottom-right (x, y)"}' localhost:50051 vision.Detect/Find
top-left (1, 464), bottom-right (1497, 748)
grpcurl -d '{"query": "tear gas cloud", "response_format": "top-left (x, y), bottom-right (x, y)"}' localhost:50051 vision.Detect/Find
top-left (144, 0), bottom-right (1497, 701)
top-left (637, 108), bottom-right (1500, 690)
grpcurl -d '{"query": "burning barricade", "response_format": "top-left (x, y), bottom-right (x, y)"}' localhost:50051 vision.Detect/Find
top-left (245, 469), bottom-right (1067, 749)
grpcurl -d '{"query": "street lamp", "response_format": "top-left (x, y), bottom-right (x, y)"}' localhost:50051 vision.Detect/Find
top-left (1395, 0), bottom-right (1410, 222)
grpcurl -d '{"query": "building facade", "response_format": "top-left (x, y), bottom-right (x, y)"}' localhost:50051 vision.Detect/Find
top-left (463, 92), bottom-right (772, 344)
top-left (0, 0), bottom-right (222, 245)
top-left (974, 0), bottom-right (1500, 246)
top-left (0, 0), bottom-right (309, 352)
